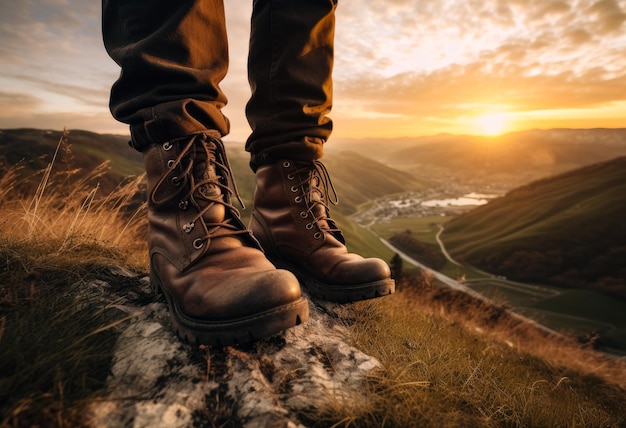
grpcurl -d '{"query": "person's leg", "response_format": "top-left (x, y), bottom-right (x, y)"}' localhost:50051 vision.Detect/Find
top-left (102, 0), bottom-right (308, 346)
top-left (103, 0), bottom-right (230, 149)
top-left (245, 0), bottom-right (334, 170)
top-left (246, 0), bottom-right (395, 302)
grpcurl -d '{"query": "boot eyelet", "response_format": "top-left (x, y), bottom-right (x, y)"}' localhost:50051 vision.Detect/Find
top-left (306, 223), bottom-right (314, 229)
top-left (162, 142), bottom-right (173, 151)
top-left (193, 238), bottom-right (204, 249)
top-left (314, 232), bottom-right (323, 239)
top-left (282, 161), bottom-right (291, 168)
top-left (290, 186), bottom-right (298, 192)
top-left (171, 176), bottom-right (181, 186)
top-left (182, 222), bottom-right (195, 233)
top-left (167, 160), bottom-right (175, 169)
top-left (300, 211), bottom-right (308, 218)
top-left (294, 196), bottom-right (303, 203)
top-left (287, 174), bottom-right (294, 180)
top-left (178, 200), bottom-right (189, 210)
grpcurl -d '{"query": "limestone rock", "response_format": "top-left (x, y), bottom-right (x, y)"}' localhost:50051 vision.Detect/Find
top-left (87, 268), bottom-right (380, 427)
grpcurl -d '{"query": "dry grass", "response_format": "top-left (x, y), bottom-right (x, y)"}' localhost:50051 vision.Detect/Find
top-left (0, 131), bottom-right (147, 427)
top-left (314, 273), bottom-right (626, 427)
top-left (1, 131), bottom-right (148, 267)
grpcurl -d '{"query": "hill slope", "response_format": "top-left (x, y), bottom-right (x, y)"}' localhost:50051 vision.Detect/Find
top-left (0, 128), bottom-right (143, 195)
top-left (441, 156), bottom-right (626, 298)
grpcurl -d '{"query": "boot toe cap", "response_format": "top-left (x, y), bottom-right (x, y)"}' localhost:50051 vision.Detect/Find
top-left (187, 268), bottom-right (303, 320)
top-left (330, 256), bottom-right (391, 285)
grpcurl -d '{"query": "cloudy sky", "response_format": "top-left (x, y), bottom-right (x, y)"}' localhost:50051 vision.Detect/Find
top-left (1, 0), bottom-right (625, 142)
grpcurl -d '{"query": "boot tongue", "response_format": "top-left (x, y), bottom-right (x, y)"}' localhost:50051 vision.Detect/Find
top-left (305, 175), bottom-right (332, 230)
top-left (294, 162), bottom-right (324, 203)
top-left (192, 142), bottom-right (222, 199)
top-left (308, 176), bottom-right (324, 203)
top-left (193, 139), bottom-right (226, 223)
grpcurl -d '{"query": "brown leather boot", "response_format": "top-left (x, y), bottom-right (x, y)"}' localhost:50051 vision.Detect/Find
top-left (250, 159), bottom-right (395, 303)
top-left (144, 133), bottom-right (308, 346)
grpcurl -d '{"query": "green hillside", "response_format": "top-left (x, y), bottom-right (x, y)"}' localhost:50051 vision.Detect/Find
top-left (441, 156), bottom-right (626, 298)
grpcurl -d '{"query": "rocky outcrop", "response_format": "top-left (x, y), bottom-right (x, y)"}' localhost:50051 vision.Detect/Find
top-left (87, 268), bottom-right (380, 428)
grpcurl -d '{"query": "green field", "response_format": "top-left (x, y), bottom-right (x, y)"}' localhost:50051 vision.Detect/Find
top-left (370, 215), bottom-right (447, 244)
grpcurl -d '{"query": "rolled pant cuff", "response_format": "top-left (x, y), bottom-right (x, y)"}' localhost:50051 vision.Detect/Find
top-left (249, 136), bottom-right (325, 172)
top-left (129, 101), bottom-right (229, 151)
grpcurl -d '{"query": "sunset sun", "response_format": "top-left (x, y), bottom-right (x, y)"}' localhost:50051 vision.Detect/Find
top-left (475, 113), bottom-right (509, 136)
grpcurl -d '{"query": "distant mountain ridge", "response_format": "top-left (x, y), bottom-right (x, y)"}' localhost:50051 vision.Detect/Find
top-left (6, 127), bottom-right (624, 199)
top-left (335, 128), bottom-right (626, 191)
top-left (441, 156), bottom-right (626, 298)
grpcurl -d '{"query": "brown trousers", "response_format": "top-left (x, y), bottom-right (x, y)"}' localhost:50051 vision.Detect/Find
top-left (102, 0), bottom-right (336, 170)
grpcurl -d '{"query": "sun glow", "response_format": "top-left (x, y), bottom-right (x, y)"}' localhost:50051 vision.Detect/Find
top-left (475, 113), bottom-right (509, 136)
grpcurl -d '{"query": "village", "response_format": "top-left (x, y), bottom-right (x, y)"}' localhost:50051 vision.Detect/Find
top-left (354, 183), bottom-right (501, 227)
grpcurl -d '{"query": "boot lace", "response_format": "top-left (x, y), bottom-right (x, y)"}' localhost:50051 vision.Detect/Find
top-left (290, 160), bottom-right (342, 238)
top-left (152, 133), bottom-right (249, 248)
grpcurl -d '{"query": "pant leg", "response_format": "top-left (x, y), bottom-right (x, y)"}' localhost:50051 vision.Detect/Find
top-left (102, 0), bottom-right (230, 150)
top-left (245, 0), bottom-right (337, 170)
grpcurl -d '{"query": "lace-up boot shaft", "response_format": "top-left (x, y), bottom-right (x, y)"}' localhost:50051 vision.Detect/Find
top-left (250, 160), bottom-right (395, 303)
top-left (144, 133), bottom-right (308, 346)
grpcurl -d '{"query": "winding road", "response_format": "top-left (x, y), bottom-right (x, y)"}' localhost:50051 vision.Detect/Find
top-left (377, 233), bottom-right (563, 337)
